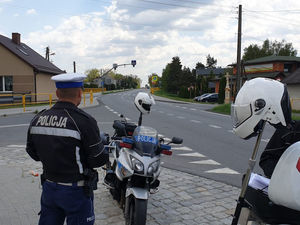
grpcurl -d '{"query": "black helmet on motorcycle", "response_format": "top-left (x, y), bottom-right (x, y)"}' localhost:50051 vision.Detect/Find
top-left (134, 92), bottom-right (155, 114)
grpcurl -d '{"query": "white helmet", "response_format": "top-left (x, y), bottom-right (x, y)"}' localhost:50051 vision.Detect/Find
top-left (232, 78), bottom-right (291, 139)
top-left (134, 92), bottom-right (155, 114)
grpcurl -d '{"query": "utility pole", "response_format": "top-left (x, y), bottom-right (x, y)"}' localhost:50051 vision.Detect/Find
top-left (73, 61), bottom-right (76, 73)
top-left (236, 4), bottom-right (242, 94)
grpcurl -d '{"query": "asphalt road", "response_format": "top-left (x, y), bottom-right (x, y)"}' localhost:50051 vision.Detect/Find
top-left (0, 89), bottom-right (276, 187)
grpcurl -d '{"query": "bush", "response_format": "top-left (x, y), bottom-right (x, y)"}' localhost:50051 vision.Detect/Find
top-left (84, 83), bottom-right (98, 88)
top-left (178, 86), bottom-right (190, 98)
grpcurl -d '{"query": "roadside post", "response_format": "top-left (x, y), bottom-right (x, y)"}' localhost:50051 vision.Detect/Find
top-left (49, 94), bottom-right (52, 108)
top-left (90, 90), bottom-right (93, 104)
top-left (22, 95), bottom-right (26, 112)
top-left (225, 72), bottom-right (231, 104)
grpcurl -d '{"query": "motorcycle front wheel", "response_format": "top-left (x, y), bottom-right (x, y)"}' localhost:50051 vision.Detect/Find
top-left (126, 196), bottom-right (148, 225)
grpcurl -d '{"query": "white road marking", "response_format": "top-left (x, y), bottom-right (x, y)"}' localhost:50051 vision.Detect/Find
top-left (7, 144), bottom-right (26, 148)
top-left (205, 168), bottom-right (240, 174)
top-left (190, 108), bottom-right (196, 111)
top-left (171, 146), bottom-right (193, 151)
top-left (190, 120), bottom-right (201, 123)
top-left (178, 152), bottom-right (205, 157)
top-left (190, 159), bottom-right (220, 165)
top-left (167, 113), bottom-right (174, 116)
top-left (175, 106), bottom-right (180, 108)
top-left (181, 107), bottom-right (187, 109)
top-left (126, 117), bottom-right (131, 121)
top-left (209, 124), bottom-right (222, 129)
top-left (105, 106), bottom-right (110, 109)
top-left (176, 116), bottom-right (185, 119)
top-left (200, 110), bottom-right (230, 117)
top-left (228, 129), bottom-right (234, 133)
top-left (262, 139), bottom-right (270, 143)
top-left (0, 124), bottom-right (29, 128)
top-left (158, 111), bottom-right (164, 113)
top-left (113, 111), bottom-right (118, 114)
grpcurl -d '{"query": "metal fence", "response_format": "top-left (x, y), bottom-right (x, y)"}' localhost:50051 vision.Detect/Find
top-left (0, 90), bottom-right (96, 112)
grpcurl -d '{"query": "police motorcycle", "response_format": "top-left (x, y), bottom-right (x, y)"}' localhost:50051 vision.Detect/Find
top-left (104, 92), bottom-right (183, 225)
top-left (231, 77), bottom-right (300, 225)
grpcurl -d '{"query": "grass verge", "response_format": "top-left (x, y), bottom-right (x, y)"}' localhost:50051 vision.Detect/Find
top-left (153, 90), bottom-right (197, 103)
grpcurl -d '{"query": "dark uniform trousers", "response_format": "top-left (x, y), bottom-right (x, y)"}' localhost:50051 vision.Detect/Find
top-left (39, 181), bottom-right (94, 225)
top-left (26, 101), bottom-right (108, 225)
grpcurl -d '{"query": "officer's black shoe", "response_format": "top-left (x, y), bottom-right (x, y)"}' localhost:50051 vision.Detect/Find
top-left (103, 171), bottom-right (116, 189)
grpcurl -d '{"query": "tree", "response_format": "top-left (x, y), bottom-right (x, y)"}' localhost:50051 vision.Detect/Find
top-left (85, 68), bottom-right (100, 83)
top-left (161, 56), bottom-right (182, 94)
top-left (218, 76), bottom-right (226, 104)
top-left (243, 39), bottom-right (297, 61)
top-left (195, 62), bottom-right (205, 69)
top-left (206, 54), bottom-right (217, 68)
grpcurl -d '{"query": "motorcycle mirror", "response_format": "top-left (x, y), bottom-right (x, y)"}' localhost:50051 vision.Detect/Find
top-left (100, 132), bottom-right (110, 145)
top-left (113, 120), bottom-right (126, 131)
top-left (170, 137), bottom-right (183, 145)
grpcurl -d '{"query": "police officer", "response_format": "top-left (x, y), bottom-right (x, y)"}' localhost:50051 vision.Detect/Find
top-left (26, 73), bottom-right (108, 225)
top-left (259, 120), bottom-right (300, 178)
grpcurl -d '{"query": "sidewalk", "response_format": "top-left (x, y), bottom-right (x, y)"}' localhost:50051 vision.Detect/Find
top-left (0, 144), bottom-right (239, 225)
top-left (0, 93), bottom-right (101, 117)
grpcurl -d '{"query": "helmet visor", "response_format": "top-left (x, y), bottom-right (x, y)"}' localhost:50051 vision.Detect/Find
top-left (231, 103), bottom-right (253, 128)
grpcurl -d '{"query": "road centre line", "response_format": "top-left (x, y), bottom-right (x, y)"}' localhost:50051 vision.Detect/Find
top-left (190, 120), bottom-right (201, 123)
top-left (0, 124), bottom-right (29, 128)
top-left (176, 116), bottom-right (185, 119)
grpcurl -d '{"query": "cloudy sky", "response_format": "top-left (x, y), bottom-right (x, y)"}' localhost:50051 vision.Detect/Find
top-left (0, 0), bottom-right (300, 85)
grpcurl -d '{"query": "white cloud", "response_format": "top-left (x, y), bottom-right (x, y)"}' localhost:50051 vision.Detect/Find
top-left (0, 0), bottom-right (12, 2)
top-left (24, 0), bottom-right (300, 85)
top-left (26, 9), bottom-right (37, 15)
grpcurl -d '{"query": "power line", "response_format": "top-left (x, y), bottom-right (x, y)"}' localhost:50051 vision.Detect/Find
top-left (244, 9), bottom-right (300, 13)
top-left (243, 11), bottom-right (300, 28)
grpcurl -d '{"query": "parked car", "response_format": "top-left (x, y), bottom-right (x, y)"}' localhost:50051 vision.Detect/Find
top-left (194, 93), bottom-right (210, 102)
top-left (200, 93), bottom-right (218, 103)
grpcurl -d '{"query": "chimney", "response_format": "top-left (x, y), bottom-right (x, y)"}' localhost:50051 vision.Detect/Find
top-left (12, 33), bottom-right (21, 45)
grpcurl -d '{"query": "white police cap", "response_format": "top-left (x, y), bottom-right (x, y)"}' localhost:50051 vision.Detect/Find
top-left (51, 73), bottom-right (87, 88)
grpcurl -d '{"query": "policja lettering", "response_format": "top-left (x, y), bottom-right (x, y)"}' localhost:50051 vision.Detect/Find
top-left (36, 115), bottom-right (68, 128)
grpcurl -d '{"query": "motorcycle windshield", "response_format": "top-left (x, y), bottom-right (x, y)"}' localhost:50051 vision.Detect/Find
top-left (133, 126), bottom-right (158, 156)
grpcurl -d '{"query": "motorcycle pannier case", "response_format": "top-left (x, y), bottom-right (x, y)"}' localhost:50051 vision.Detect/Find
top-left (269, 141), bottom-right (300, 211)
top-left (244, 186), bottom-right (300, 224)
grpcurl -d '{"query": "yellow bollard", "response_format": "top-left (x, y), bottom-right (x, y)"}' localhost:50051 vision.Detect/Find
top-left (83, 92), bottom-right (86, 106)
top-left (49, 94), bottom-right (52, 108)
top-left (22, 95), bottom-right (26, 112)
top-left (90, 90), bottom-right (93, 104)
top-left (290, 98), bottom-right (294, 110)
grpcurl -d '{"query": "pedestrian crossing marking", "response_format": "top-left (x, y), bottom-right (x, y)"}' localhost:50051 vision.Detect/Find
top-left (171, 146), bottom-right (192, 151)
top-left (178, 152), bottom-right (205, 157)
top-left (190, 159), bottom-right (220, 165)
top-left (205, 168), bottom-right (240, 174)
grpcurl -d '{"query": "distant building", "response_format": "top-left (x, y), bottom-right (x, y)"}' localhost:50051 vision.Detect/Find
top-left (0, 33), bottom-right (64, 102)
top-left (282, 68), bottom-right (300, 110)
top-left (196, 68), bottom-right (226, 93)
top-left (229, 55), bottom-right (300, 98)
top-left (93, 73), bottom-right (116, 88)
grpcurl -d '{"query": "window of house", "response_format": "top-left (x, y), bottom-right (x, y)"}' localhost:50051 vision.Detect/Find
top-left (0, 76), bottom-right (13, 92)
top-left (284, 64), bottom-right (293, 73)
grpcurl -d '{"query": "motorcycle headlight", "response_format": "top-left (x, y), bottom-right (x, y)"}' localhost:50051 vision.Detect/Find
top-left (147, 160), bottom-right (160, 175)
top-left (130, 156), bottom-right (144, 172)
